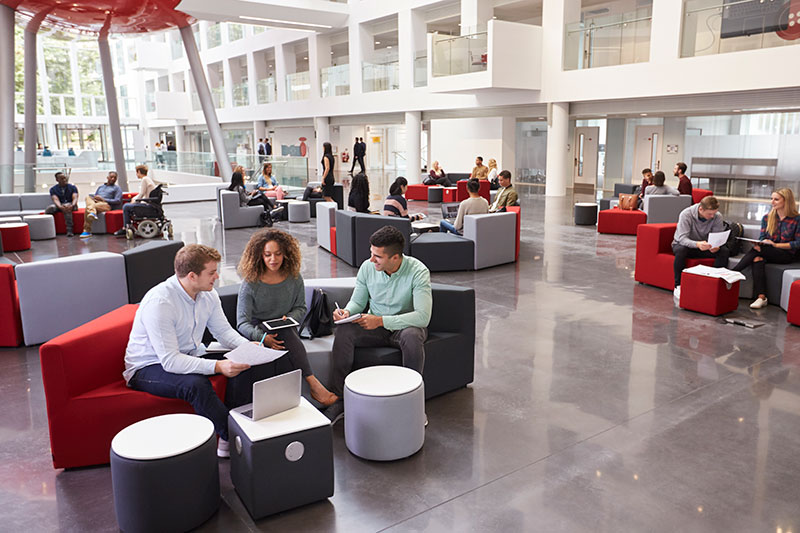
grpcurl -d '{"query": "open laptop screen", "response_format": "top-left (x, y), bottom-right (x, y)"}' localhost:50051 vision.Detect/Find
top-left (441, 202), bottom-right (460, 219)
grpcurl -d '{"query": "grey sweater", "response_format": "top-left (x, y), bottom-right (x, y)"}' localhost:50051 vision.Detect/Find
top-left (645, 184), bottom-right (679, 196)
top-left (236, 275), bottom-right (307, 341)
top-left (672, 204), bottom-right (724, 249)
top-left (454, 196), bottom-right (490, 231)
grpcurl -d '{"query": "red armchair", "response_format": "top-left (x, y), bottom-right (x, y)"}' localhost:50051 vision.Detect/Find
top-left (634, 223), bottom-right (715, 291)
top-left (456, 179), bottom-right (490, 202)
top-left (692, 189), bottom-right (713, 204)
top-left (406, 184), bottom-right (430, 201)
top-left (507, 206), bottom-right (521, 261)
top-left (40, 304), bottom-right (227, 469)
top-left (0, 264), bottom-right (23, 347)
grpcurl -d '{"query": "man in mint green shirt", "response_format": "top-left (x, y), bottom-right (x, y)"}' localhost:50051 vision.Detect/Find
top-left (326, 226), bottom-right (432, 422)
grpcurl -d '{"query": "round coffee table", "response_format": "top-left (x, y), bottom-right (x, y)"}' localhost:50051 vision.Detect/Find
top-left (0, 222), bottom-right (31, 251)
top-left (111, 414), bottom-right (220, 532)
top-left (344, 366), bottom-right (425, 461)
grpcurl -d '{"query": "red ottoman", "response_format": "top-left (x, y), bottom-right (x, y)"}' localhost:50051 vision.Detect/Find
top-left (0, 264), bottom-right (23, 347)
top-left (597, 209), bottom-right (647, 235)
top-left (406, 184), bottom-right (429, 201)
top-left (788, 280), bottom-right (800, 326)
top-left (443, 187), bottom-right (457, 203)
top-left (105, 210), bottom-right (124, 234)
top-left (0, 223), bottom-right (31, 252)
top-left (692, 189), bottom-right (712, 204)
top-left (330, 227), bottom-right (337, 256)
top-left (679, 271), bottom-right (739, 316)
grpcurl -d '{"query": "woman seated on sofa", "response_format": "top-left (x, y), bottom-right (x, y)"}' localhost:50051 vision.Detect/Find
top-left (256, 162), bottom-right (285, 201)
top-left (228, 170), bottom-right (275, 212)
top-left (424, 161), bottom-right (451, 186)
top-left (236, 228), bottom-right (338, 406)
top-left (733, 188), bottom-right (800, 309)
top-left (382, 177), bottom-right (425, 221)
top-left (487, 159), bottom-right (499, 190)
top-left (348, 173), bottom-right (371, 213)
top-left (644, 171), bottom-right (680, 196)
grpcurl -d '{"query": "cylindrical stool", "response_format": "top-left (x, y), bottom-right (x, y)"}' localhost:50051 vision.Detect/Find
top-left (427, 187), bottom-right (443, 203)
top-left (344, 366), bottom-right (424, 461)
top-left (0, 223), bottom-right (31, 252)
top-left (23, 215), bottom-right (56, 240)
top-left (288, 200), bottom-right (311, 222)
top-left (0, 216), bottom-right (22, 223)
top-left (574, 202), bottom-right (599, 225)
top-left (111, 414), bottom-right (220, 533)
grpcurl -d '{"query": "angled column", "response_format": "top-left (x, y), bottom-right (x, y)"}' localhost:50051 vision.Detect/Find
top-left (180, 25), bottom-right (232, 177)
top-left (405, 111), bottom-right (421, 183)
top-left (545, 102), bottom-right (570, 197)
top-left (98, 34), bottom-right (129, 191)
top-left (0, 5), bottom-right (15, 193)
top-left (23, 23), bottom-right (40, 192)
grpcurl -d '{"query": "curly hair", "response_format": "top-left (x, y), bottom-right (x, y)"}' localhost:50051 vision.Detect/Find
top-left (238, 228), bottom-right (301, 282)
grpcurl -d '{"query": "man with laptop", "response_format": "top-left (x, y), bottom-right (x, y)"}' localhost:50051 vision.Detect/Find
top-left (326, 226), bottom-right (433, 423)
top-left (440, 178), bottom-right (489, 235)
top-left (124, 244), bottom-right (290, 458)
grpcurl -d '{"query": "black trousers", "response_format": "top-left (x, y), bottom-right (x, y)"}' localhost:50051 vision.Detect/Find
top-left (424, 176), bottom-right (452, 187)
top-left (248, 195), bottom-right (275, 211)
top-left (733, 245), bottom-right (796, 298)
top-left (672, 244), bottom-right (730, 287)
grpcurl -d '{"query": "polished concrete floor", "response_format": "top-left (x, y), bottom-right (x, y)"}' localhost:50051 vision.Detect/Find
top-left (1, 186), bottom-right (798, 533)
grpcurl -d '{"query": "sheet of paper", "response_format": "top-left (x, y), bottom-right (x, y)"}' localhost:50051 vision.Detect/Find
top-left (225, 343), bottom-right (286, 366)
top-left (334, 313), bottom-right (363, 325)
top-left (707, 230), bottom-right (730, 248)
top-left (683, 265), bottom-right (746, 285)
top-left (205, 342), bottom-right (229, 353)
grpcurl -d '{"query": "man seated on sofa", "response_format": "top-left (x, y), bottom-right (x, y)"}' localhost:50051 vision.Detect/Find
top-left (645, 171), bottom-right (680, 197)
top-left (44, 172), bottom-right (79, 237)
top-left (470, 156), bottom-right (489, 180)
top-left (440, 178), bottom-right (488, 235)
top-left (326, 226), bottom-right (432, 423)
top-left (123, 244), bottom-right (283, 458)
top-left (488, 171), bottom-right (519, 212)
top-left (672, 195), bottom-right (730, 299)
top-left (80, 171), bottom-right (123, 238)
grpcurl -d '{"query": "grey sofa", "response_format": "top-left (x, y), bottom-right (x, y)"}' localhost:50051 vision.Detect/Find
top-left (643, 195), bottom-right (692, 224)
top-left (122, 240), bottom-right (185, 304)
top-left (0, 193), bottom-right (52, 217)
top-left (334, 211), bottom-right (411, 267)
top-left (219, 190), bottom-right (263, 229)
top-left (728, 224), bottom-right (800, 305)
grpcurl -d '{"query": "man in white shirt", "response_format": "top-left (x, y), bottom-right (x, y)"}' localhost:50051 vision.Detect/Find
top-left (124, 244), bottom-right (279, 457)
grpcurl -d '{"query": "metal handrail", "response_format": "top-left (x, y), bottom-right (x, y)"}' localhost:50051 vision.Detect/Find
top-left (434, 31), bottom-right (488, 43)
top-left (685, 0), bottom-right (776, 15)
top-left (566, 15), bottom-right (652, 33)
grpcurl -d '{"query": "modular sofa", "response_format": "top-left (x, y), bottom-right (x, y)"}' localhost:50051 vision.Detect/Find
top-left (219, 190), bottom-right (263, 229)
top-left (642, 195), bottom-right (692, 224)
top-left (334, 211), bottom-right (412, 266)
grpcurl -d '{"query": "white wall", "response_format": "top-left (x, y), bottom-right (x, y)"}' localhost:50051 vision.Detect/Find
top-left (430, 117), bottom-right (514, 174)
top-left (271, 126), bottom-right (317, 174)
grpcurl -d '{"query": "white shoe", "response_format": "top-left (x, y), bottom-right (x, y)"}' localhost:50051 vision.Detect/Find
top-left (217, 438), bottom-right (230, 458)
top-left (673, 286), bottom-right (681, 299)
top-left (86, 212), bottom-right (97, 222)
top-left (750, 297), bottom-right (768, 309)
top-left (424, 414), bottom-right (428, 428)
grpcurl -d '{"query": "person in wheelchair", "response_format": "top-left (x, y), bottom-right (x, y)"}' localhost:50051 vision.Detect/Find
top-left (122, 183), bottom-right (174, 239)
top-left (115, 164), bottom-right (156, 237)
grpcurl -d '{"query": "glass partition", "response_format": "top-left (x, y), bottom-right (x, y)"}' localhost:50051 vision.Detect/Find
top-left (432, 32), bottom-right (488, 77)
top-left (681, 0), bottom-right (798, 57)
top-left (256, 77), bottom-right (277, 104)
top-left (210, 86), bottom-right (225, 108)
top-left (414, 51), bottom-right (427, 87)
top-left (362, 60), bottom-right (399, 92)
top-left (321, 64), bottom-right (350, 97)
top-left (232, 82), bottom-right (249, 107)
top-left (564, 8), bottom-right (652, 70)
top-left (286, 71), bottom-right (311, 101)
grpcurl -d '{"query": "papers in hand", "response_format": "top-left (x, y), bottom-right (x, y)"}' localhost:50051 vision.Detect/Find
top-left (707, 230), bottom-right (730, 248)
top-left (205, 342), bottom-right (229, 353)
top-left (225, 343), bottom-right (286, 366)
top-left (334, 313), bottom-right (362, 325)
top-left (683, 265), bottom-right (746, 285)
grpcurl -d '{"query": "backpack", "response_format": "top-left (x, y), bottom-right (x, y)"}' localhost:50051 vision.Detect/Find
top-left (258, 211), bottom-right (273, 227)
top-left (299, 288), bottom-right (333, 339)
top-left (258, 143), bottom-right (266, 155)
top-left (724, 220), bottom-right (744, 256)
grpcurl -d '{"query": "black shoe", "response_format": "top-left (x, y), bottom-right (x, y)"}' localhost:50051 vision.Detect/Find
top-left (113, 229), bottom-right (126, 237)
top-left (323, 401), bottom-right (344, 425)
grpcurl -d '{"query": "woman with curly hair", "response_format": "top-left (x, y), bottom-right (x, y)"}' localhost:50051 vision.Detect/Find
top-left (236, 229), bottom-right (337, 406)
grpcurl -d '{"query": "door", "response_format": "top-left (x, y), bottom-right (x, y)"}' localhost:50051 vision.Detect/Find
top-left (633, 125), bottom-right (663, 177)
top-left (573, 127), bottom-right (599, 191)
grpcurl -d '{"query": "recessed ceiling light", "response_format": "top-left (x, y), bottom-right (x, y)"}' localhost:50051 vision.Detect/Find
top-left (640, 113), bottom-right (648, 116)
top-left (330, 51), bottom-right (334, 54)
top-left (303, 56), bottom-right (308, 60)
top-left (375, 41), bottom-right (380, 45)
top-left (733, 109), bottom-right (742, 112)
top-left (387, 46), bottom-right (392, 49)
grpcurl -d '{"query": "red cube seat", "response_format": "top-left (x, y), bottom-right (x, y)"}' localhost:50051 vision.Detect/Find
top-left (406, 184), bottom-right (429, 201)
top-left (330, 227), bottom-right (337, 256)
top-left (0, 264), bottom-right (23, 347)
top-left (104, 210), bottom-right (124, 234)
top-left (788, 280), bottom-right (800, 326)
top-left (635, 223), bottom-right (715, 291)
top-left (597, 208), bottom-right (647, 235)
top-left (456, 179), bottom-right (490, 202)
top-left (679, 271), bottom-right (740, 316)
top-left (443, 187), bottom-right (458, 203)
top-left (692, 189), bottom-right (713, 204)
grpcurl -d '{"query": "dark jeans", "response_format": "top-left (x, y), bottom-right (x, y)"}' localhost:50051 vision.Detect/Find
top-left (732, 245), bottom-right (797, 298)
top-left (673, 244), bottom-right (730, 287)
top-left (247, 195), bottom-right (275, 211)
top-left (128, 354), bottom-right (290, 441)
top-left (302, 185), bottom-right (322, 202)
top-left (253, 325), bottom-right (313, 377)
top-left (45, 204), bottom-right (76, 231)
top-left (330, 323), bottom-right (427, 397)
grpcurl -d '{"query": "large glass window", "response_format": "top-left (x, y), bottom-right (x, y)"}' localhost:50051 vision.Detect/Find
top-left (44, 45), bottom-right (72, 94)
top-left (207, 23), bottom-right (221, 48)
top-left (564, 3), bottom-right (652, 70)
top-left (228, 23), bottom-right (244, 42)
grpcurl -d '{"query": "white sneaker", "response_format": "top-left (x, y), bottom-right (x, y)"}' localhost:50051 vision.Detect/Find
top-left (217, 438), bottom-right (230, 458)
top-left (86, 212), bottom-right (97, 222)
top-left (673, 286), bottom-right (681, 299)
top-left (750, 297), bottom-right (768, 309)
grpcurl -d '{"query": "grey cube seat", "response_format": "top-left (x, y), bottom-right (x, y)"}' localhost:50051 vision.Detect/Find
top-left (0, 194), bottom-right (21, 217)
top-left (219, 190), bottom-right (262, 229)
top-left (410, 232), bottom-right (474, 271)
top-left (288, 200), bottom-right (311, 222)
top-left (643, 195), bottom-right (692, 224)
top-left (334, 212), bottom-right (411, 266)
top-left (20, 192), bottom-right (53, 212)
top-left (463, 212), bottom-right (516, 270)
top-left (23, 214), bottom-right (56, 240)
top-left (308, 183), bottom-right (344, 217)
top-left (122, 240), bottom-right (185, 304)
top-left (316, 202), bottom-right (337, 252)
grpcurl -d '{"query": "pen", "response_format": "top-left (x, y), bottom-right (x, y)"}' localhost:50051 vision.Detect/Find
top-left (335, 301), bottom-right (341, 312)
top-left (259, 332), bottom-right (267, 346)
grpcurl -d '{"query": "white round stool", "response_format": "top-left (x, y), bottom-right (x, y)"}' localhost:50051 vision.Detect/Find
top-left (288, 200), bottom-right (311, 222)
top-left (23, 214), bottom-right (56, 240)
top-left (110, 414), bottom-right (220, 532)
top-left (344, 366), bottom-right (425, 461)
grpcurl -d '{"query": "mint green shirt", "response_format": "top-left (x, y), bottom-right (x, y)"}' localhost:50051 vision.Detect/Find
top-left (345, 255), bottom-right (432, 331)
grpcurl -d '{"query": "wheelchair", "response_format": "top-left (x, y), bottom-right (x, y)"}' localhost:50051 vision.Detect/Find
top-left (125, 184), bottom-right (174, 240)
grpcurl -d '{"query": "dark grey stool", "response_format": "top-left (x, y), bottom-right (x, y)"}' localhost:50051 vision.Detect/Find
top-left (574, 203), bottom-right (599, 225)
top-left (228, 398), bottom-right (333, 519)
top-left (110, 414), bottom-right (219, 533)
top-left (427, 187), bottom-right (444, 203)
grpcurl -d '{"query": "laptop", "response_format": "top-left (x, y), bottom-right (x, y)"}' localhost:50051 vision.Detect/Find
top-left (239, 369), bottom-right (301, 420)
top-left (441, 202), bottom-right (460, 221)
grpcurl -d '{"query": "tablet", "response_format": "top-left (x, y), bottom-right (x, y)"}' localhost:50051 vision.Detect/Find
top-left (261, 317), bottom-right (300, 330)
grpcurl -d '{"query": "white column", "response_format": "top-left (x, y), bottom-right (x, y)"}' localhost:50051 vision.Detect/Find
top-left (0, 5), bottom-right (13, 192)
top-left (23, 25), bottom-right (39, 192)
top-left (69, 41), bottom-right (81, 120)
top-left (501, 116), bottom-right (516, 174)
top-left (275, 43), bottom-right (295, 102)
top-left (460, 0), bottom-right (493, 34)
top-left (222, 58), bottom-right (233, 109)
top-left (314, 116), bottom-right (330, 178)
top-left (174, 125), bottom-right (186, 152)
top-left (398, 9), bottom-right (425, 90)
top-left (99, 35), bottom-right (130, 190)
top-left (405, 111), bottom-right (421, 183)
top-left (348, 21), bottom-right (372, 96)
top-left (545, 102), bottom-right (569, 197)
top-left (246, 51), bottom-right (257, 106)
top-left (308, 33), bottom-right (330, 99)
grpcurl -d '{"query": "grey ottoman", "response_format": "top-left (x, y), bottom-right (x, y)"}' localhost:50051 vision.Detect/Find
top-left (780, 269), bottom-right (800, 312)
top-left (344, 366), bottom-right (425, 461)
top-left (23, 214), bottom-right (56, 240)
top-left (110, 414), bottom-right (219, 533)
top-left (574, 202), bottom-right (599, 225)
top-left (288, 200), bottom-right (311, 222)
top-left (228, 397), bottom-right (333, 519)
top-left (427, 187), bottom-right (443, 203)
top-left (410, 232), bottom-right (474, 271)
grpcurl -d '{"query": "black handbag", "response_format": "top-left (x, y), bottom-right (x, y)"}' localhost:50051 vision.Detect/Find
top-left (299, 288), bottom-right (333, 339)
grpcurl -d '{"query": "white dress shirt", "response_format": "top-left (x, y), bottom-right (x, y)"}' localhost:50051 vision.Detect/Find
top-left (123, 275), bottom-right (248, 383)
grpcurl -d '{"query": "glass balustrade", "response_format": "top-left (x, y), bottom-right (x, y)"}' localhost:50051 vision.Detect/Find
top-left (564, 8), bottom-right (652, 70)
top-left (232, 82), bottom-right (249, 107)
top-left (286, 71), bottom-right (311, 101)
top-left (321, 64), bottom-right (350, 97)
top-left (362, 60), bottom-right (399, 92)
top-left (256, 77), bottom-right (277, 104)
top-left (432, 32), bottom-right (488, 77)
top-left (681, 0), bottom-right (799, 57)
top-left (210, 86), bottom-right (225, 108)
top-left (414, 52), bottom-right (427, 87)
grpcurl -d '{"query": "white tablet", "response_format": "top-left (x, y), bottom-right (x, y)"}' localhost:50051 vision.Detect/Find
top-left (261, 317), bottom-right (300, 330)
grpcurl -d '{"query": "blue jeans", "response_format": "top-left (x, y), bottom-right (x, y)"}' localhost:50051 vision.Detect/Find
top-left (439, 219), bottom-right (461, 235)
top-left (128, 355), bottom-right (289, 441)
